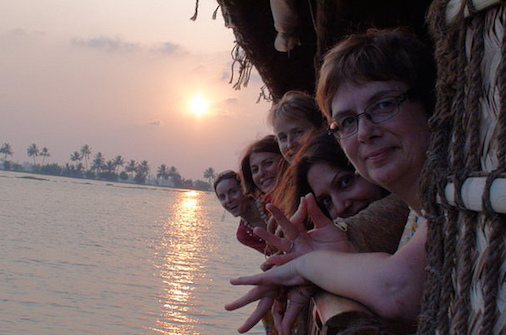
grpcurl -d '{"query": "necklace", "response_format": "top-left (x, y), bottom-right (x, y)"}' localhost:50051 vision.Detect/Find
top-left (255, 197), bottom-right (269, 225)
top-left (242, 220), bottom-right (254, 230)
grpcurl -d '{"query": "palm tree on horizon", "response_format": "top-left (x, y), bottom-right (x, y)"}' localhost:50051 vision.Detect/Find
top-left (40, 147), bottom-right (50, 164)
top-left (70, 151), bottom-right (83, 165)
top-left (27, 143), bottom-right (39, 165)
top-left (134, 160), bottom-right (150, 184)
top-left (80, 144), bottom-right (92, 171)
top-left (203, 167), bottom-right (216, 187)
top-left (125, 159), bottom-right (137, 181)
top-left (156, 164), bottom-right (169, 181)
top-left (113, 155), bottom-right (124, 174)
top-left (0, 143), bottom-right (13, 162)
top-left (92, 152), bottom-right (105, 176)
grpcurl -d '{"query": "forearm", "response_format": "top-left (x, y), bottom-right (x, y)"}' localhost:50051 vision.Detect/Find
top-left (294, 250), bottom-right (424, 322)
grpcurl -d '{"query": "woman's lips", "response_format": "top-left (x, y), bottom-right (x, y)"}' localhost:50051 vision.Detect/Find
top-left (365, 147), bottom-right (393, 162)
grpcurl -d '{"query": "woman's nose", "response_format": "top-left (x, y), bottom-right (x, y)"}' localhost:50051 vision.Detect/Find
top-left (333, 198), bottom-right (353, 218)
top-left (356, 116), bottom-right (379, 142)
top-left (288, 136), bottom-right (299, 149)
top-left (257, 165), bottom-right (266, 176)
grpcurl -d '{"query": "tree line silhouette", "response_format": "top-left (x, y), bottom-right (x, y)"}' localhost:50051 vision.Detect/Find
top-left (0, 142), bottom-right (216, 191)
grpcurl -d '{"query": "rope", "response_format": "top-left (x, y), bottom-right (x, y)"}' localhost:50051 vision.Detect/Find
top-left (229, 42), bottom-right (253, 90)
top-left (421, 2), bottom-right (506, 334)
top-left (190, 0), bottom-right (199, 21)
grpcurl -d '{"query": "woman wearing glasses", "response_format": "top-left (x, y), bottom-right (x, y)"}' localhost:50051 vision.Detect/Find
top-left (226, 28), bottom-right (435, 334)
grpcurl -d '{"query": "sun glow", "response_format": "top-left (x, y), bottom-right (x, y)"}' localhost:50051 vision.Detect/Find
top-left (189, 95), bottom-right (209, 116)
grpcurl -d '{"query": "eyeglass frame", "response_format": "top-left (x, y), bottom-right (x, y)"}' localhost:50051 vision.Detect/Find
top-left (328, 92), bottom-right (410, 140)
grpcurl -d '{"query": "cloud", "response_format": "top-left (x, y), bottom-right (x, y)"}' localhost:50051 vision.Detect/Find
top-left (147, 119), bottom-right (163, 126)
top-left (220, 70), bottom-right (231, 82)
top-left (152, 42), bottom-right (182, 55)
top-left (8, 28), bottom-right (27, 36)
top-left (6, 28), bottom-right (45, 38)
top-left (191, 64), bottom-right (206, 72)
top-left (72, 36), bottom-right (139, 53)
top-left (224, 98), bottom-right (238, 105)
top-left (212, 98), bottom-right (240, 117)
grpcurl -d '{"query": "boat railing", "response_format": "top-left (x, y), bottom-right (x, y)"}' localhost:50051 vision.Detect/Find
top-left (307, 290), bottom-right (385, 335)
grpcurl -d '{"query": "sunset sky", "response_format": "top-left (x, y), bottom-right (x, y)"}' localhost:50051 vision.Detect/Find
top-left (0, 0), bottom-right (272, 180)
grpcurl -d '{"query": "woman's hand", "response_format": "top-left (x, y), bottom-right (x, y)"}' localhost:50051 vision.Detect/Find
top-left (256, 193), bottom-right (353, 265)
top-left (273, 284), bottom-right (316, 335)
top-left (224, 283), bottom-right (279, 333)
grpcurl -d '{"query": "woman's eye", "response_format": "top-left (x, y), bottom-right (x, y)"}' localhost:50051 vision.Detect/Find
top-left (373, 98), bottom-right (396, 112)
top-left (278, 134), bottom-right (287, 142)
top-left (340, 116), bottom-right (356, 128)
top-left (265, 160), bottom-right (273, 167)
top-left (337, 175), bottom-right (354, 189)
top-left (318, 196), bottom-right (332, 210)
top-left (251, 167), bottom-right (258, 174)
top-left (294, 130), bottom-right (305, 137)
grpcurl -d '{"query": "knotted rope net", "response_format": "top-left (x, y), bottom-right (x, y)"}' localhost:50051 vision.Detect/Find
top-left (419, 1), bottom-right (506, 334)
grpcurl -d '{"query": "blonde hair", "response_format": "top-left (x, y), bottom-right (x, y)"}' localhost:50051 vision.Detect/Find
top-left (268, 90), bottom-right (326, 129)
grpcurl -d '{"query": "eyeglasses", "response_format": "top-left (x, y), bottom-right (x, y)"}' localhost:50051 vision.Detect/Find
top-left (328, 93), bottom-right (409, 139)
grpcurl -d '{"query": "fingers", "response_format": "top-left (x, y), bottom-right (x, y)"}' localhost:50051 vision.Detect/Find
top-left (253, 227), bottom-right (290, 252)
top-left (225, 284), bottom-right (275, 311)
top-left (267, 215), bottom-right (278, 235)
top-left (230, 272), bottom-right (266, 286)
top-left (271, 298), bottom-right (286, 333)
top-left (281, 301), bottom-right (304, 335)
top-left (266, 203), bottom-right (301, 241)
top-left (305, 193), bottom-right (333, 229)
top-left (290, 196), bottom-right (308, 225)
top-left (236, 296), bottom-right (275, 333)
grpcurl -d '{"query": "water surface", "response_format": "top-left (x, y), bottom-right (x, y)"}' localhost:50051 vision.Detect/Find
top-left (0, 170), bottom-right (264, 334)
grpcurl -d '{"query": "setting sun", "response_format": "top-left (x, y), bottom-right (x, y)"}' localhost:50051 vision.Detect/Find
top-left (189, 95), bottom-right (209, 116)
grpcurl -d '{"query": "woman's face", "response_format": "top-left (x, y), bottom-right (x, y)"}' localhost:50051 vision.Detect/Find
top-left (331, 80), bottom-right (430, 195)
top-left (274, 116), bottom-right (316, 163)
top-left (215, 178), bottom-right (248, 217)
top-left (307, 162), bottom-right (385, 219)
top-left (249, 152), bottom-right (282, 193)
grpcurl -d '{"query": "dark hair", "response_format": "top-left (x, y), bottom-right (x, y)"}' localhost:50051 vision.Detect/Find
top-left (213, 170), bottom-right (240, 194)
top-left (295, 133), bottom-right (354, 202)
top-left (316, 28), bottom-right (436, 121)
top-left (240, 135), bottom-right (283, 196)
top-left (268, 90), bottom-right (326, 129)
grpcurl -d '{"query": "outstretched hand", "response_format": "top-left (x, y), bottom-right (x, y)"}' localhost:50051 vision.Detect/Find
top-left (256, 193), bottom-right (353, 265)
top-left (225, 194), bottom-right (354, 334)
top-left (272, 284), bottom-right (317, 335)
top-left (224, 284), bottom-right (278, 333)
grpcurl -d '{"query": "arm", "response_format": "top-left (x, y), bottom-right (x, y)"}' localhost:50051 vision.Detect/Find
top-left (231, 221), bottom-right (428, 323)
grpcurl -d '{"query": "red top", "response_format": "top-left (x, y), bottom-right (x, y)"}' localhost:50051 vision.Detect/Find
top-left (236, 220), bottom-right (268, 254)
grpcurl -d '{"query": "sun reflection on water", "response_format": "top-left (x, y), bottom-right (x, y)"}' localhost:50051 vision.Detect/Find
top-left (150, 190), bottom-right (211, 335)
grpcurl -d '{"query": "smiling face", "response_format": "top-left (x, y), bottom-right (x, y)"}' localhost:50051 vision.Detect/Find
top-left (249, 152), bottom-right (282, 193)
top-left (331, 80), bottom-right (430, 204)
top-left (274, 116), bottom-right (316, 163)
top-left (307, 162), bottom-right (385, 219)
top-left (215, 178), bottom-right (248, 217)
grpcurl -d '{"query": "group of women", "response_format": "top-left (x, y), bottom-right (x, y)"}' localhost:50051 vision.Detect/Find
top-left (214, 27), bottom-right (437, 334)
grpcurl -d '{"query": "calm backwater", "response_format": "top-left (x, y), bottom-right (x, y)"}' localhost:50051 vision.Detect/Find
top-left (0, 170), bottom-right (264, 334)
